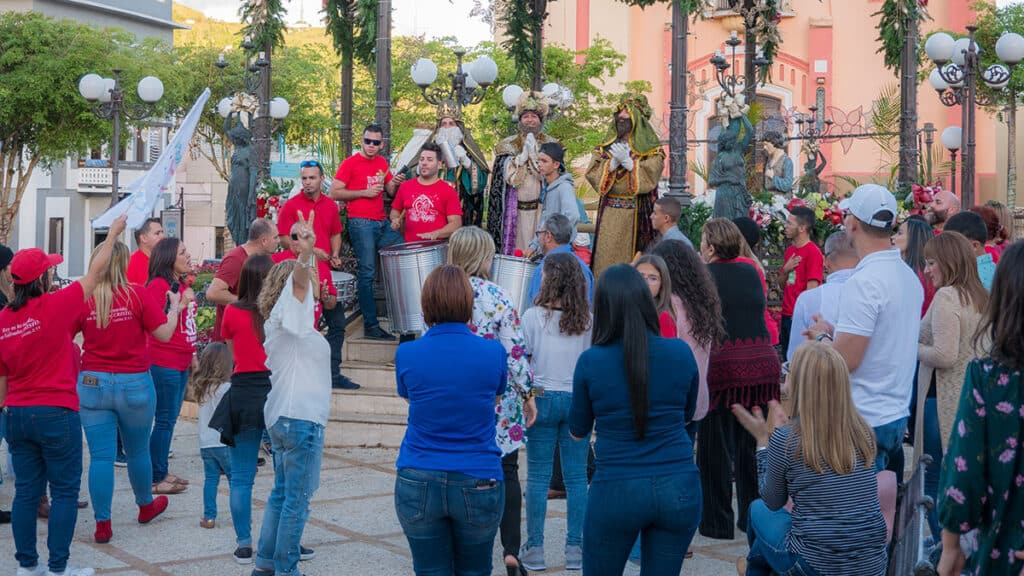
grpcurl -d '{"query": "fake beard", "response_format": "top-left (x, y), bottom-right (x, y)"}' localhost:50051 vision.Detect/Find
top-left (435, 126), bottom-right (464, 146)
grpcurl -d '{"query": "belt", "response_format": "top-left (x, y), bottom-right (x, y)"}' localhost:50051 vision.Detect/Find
top-left (518, 200), bottom-right (539, 210)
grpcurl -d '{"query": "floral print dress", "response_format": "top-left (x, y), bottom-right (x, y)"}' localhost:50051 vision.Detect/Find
top-left (939, 357), bottom-right (1024, 575)
top-left (469, 276), bottom-right (534, 455)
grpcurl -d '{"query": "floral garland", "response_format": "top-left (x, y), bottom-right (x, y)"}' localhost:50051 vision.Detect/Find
top-left (874, 0), bottom-right (931, 73)
top-left (740, 0), bottom-right (783, 83)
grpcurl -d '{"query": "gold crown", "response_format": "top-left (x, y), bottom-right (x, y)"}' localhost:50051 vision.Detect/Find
top-left (436, 99), bottom-right (462, 122)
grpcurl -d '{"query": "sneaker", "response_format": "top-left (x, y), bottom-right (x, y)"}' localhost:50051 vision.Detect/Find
top-left (16, 566), bottom-right (46, 576)
top-left (200, 518), bottom-right (215, 529)
top-left (363, 325), bottom-right (396, 341)
top-left (519, 544), bottom-right (546, 572)
top-left (234, 546), bottom-right (254, 565)
top-left (0, 509), bottom-right (11, 524)
top-left (300, 545), bottom-right (315, 561)
top-left (256, 457), bottom-right (267, 467)
top-left (114, 453), bottom-right (127, 468)
top-left (168, 449), bottom-right (174, 458)
top-left (331, 375), bottom-right (361, 390)
top-left (45, 566), bottom-right (95, 576)
top-left (565, 545), bottom-right (582, 571)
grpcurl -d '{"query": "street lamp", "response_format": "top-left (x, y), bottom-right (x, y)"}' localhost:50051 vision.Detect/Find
top-left (411, 49), bottom-right (498, 111)
top-left (79, 70), bottom-right (164, 207)
top-left (709, 30), bottom-right (770, 99)
top-left (993, 32), bottom-right (1024, 207)
top-left (941, 125), bottom-right (962, 195)
top-left (926, 27), bottom-right (1019, 207)
top-left (500, 81), bottom-right (574, 123)
top-left (793, 105), bottom-right (835, 143)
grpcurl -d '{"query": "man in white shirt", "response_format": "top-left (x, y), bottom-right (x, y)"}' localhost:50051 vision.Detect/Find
top-left (786, 230), bottom-right (859, 361)
top-left (805, 184), bottom-right (923, 473)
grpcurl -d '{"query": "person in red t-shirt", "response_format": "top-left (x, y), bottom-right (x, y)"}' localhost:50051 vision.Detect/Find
top-left (389, 142), bottom-right (463, 243)
top-left (330, 124), bottom-right (406, 342)
top-left (206, 219), bottom-right (279, 341)
top-left (127, 218), bottom-right (164, 285)
top-left (208, 254), bottom-right (275, 561)
top-left (145, 237), bottom-right (198, 494)
top-left (273, 221), bottom-right (338, 328)
top-left (77, 240), bottom-right (180, 542)
top-left (779, 207), bottom-right (824, 353)
top-left (0, 214), bottom-right (126, 576)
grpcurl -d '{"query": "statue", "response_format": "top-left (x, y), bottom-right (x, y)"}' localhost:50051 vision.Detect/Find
top-left (799, 140), bottom-right (827, 196)
top-left (485, 91), bottom-right (559, 255)
top-left (224, 111), bottom-right (257, 246)
top-left (585, 94), bottom-right (666, 277)
top-left (393, 99), bottom-right (490, 227)
top-left (762, 130), bottom-right (794, 198)
top-left (710, 96), bottom-right (754, 221)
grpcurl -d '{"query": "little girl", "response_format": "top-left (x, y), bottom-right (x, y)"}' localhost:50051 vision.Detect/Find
top-left (190, 342), bottom-right (232, 529)
top-left (634, 254), bottom-right (676, 337)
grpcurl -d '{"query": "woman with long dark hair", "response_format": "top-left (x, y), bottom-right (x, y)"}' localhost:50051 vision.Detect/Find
top-left (633, 254), bottom-right (676, 337)
top-left (569, 264), bottom-right (701, 575)
top-left (520, 252), bottom-right (592, 572)
top-left (893, 216), bottom-right (935, 316)
top-left (209, 252), bottom-right (275, 564)
top-left (146, 237), bottom-right (197, 495)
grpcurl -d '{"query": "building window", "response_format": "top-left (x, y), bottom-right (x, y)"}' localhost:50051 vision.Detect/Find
top-left (215, 227), bottom-right (225, 259)
top-left (48, 218), bottom-right (64, 256)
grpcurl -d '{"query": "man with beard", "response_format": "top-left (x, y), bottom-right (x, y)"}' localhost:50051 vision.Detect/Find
top-left (486, 92), bottom-right (559, 255)
top-left (390, 142), bottom-right (463, 242)
top-left (926, 189), bottom-right (961, 232)
top-left (585, 94), bottom-right (666, 276)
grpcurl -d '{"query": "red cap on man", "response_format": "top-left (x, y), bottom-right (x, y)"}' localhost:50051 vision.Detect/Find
top-left (10, 248), bottom-right (63, 285)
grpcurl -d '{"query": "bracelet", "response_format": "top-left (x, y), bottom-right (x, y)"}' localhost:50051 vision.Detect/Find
top-left (816, 333), bottom-right (834, 343)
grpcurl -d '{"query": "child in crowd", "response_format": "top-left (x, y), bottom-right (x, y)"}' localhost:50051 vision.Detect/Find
top-left (190, 342), bottom-right (232, 529)
top-left (634, 254), bottom-right (676, 338)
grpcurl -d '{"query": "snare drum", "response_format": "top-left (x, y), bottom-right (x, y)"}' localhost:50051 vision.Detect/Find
top-left (489, 255), bottom-right (538, 312)
top-left (379, 240), bottom-right (448, 334)
top-left (331, 271), bottom-right (357, 309)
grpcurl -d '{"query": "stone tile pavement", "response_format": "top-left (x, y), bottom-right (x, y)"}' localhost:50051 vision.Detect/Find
top-left (0, 420), bottom-right (746, 575)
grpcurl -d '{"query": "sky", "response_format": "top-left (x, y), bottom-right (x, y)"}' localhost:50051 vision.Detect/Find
top-left (176, 0), bottom-right (494, 47)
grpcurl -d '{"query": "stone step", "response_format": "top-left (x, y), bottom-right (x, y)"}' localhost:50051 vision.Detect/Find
top-left (340, 360), bottom-right (397, 393)
top-left (344, 335), bottom-right (399, 364)
top-left (325, 412), bottom-right (406, 448)
top-left (331, 387), bottom-right (408, 417)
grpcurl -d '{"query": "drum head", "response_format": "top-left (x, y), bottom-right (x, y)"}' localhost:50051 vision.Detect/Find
top-left (379, 239), bottom-right (447, 255)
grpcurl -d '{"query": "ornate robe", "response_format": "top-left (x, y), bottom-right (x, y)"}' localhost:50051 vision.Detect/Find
top-left (486, 132), bottom-right (559, 255)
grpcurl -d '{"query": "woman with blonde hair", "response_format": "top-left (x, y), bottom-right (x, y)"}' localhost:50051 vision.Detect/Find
top-left (734, 342), bottom-right (887, 575)
top-left (77, 239), bottom-right (180, 543)
top-left (447, 225), bottom-right (536, 576)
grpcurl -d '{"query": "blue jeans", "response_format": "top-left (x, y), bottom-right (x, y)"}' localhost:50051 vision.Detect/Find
top-left (395, 467), bottom-right (505, 576)
top-left (922, 397), bottom-right (943, 537)
top-left (201, 446), bottom-right (231, 520)
top-left (78, 370), bottom-right (157, 521)
top-left (584, 471), bottom-right (701, 576)
top-left (4, 406), bottom-right (83, 573)
top-left (525, 391), bottom-right (589, 548)
top-left (872, 417), bottom-right (908, 473)
top-left (255, 418), bottom-right (325, 575)
top-left (149, 364), bottom-right (189, 483)
top-left (745, 500), bottom-right (819, 575)
top-left (230, 428), bottom-right (262, 546)
top-left (348, 217), bottom-right (402, 329)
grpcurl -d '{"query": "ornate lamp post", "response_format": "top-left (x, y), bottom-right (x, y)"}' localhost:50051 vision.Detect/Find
top-left (78, 71), bottom-right (164, 208)
top-left (941, 125), bottom-right (962, 195)
top-left (992, 32), bottom-right (1024, 207)
top-left (410, 50), bottom-right (499, 111)
top-left (793, 105), bottom-right (835, 143)
top-left (709, 31), bottom-right (770, 100)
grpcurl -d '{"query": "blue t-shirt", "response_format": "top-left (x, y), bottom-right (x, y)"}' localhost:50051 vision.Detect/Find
top-left (395, 322), bottom-right (507, 479)
top-left (525, 244), bottom-right (594, 309)
top-left (569, 334), bottom-right (700, 481)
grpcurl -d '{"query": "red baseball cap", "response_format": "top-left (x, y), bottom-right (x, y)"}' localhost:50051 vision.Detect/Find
top-left (10, 248), bottom-right (63, 285)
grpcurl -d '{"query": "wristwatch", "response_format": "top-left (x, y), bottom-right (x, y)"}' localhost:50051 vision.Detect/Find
top-left (816, 333), bottom-right (834, 342)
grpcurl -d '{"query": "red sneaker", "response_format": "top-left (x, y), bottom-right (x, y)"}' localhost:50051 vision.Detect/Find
top-left (138, 495), bottom-right (169, 524)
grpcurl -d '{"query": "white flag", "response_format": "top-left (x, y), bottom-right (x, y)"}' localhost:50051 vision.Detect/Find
top-left (92, 88), bottom-right (212, 230)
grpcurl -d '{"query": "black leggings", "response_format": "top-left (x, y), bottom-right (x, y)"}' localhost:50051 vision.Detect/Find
top-left (697, 405), bottom-right (760, 539)
top-left (500, 450), bottom-right (521, 558)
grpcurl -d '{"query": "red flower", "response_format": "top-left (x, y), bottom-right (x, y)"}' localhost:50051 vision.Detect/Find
top-left (786, 198), bottom-right (807, 211)
top-left (268, 196), bottom-right (281, 208)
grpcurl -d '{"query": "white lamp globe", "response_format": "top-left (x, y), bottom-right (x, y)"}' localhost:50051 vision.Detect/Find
top-left (983, 64), bottom-right (1011, 89)
top-left (463, 61), bottom-right (479, 89)
top-left (470, 55), bottom-right (498, 86)
top-left (542, 82), bottom-right (560, 98)
top-left (925, 32), bottom-right (956, 63)
top-left (78, 73), bottom-right (104, 101)
top-left (944, 63), bottom-right (964, 88)
top-left (217, 97), bottom-right (233, 118)
top-left (502, 84), bottom-right (524, 109)
top-left (558, 86), bottom-right (575, 109)
top-left (98, 78), bottom-right (116, 104)
top-left (410, 58), bottom-right (438, 87)
top-left (269, 97), bottom-right (290, 119)
top-left (137, 76), bottom-right (164, 103)
top-left (996, 32), bottom-right (1024, 65)
top-left (951, 37), bottom-right (981, 67)
top-left (929, 68), bottom-right (949, 91)
top-left (941, 126), bottom-right (962, 151)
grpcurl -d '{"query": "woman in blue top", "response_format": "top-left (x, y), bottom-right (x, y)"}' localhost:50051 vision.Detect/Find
top-left (569, 264), bottom-right (702, 575)
top-left (394, 264), bottom-right (509, 576)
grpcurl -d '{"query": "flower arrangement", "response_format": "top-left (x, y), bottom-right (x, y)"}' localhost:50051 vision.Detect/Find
top-left (256, 178), bottom-right (294, 222)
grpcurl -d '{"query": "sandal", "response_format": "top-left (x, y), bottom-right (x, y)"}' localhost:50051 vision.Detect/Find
top-left (164, 473), bottom-right (190, 486)
top-left (152, 479), bottom-right (187, 495)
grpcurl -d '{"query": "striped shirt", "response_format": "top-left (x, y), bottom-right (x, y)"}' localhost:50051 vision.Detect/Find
top-left (757, 426), bottom-right (888, 576)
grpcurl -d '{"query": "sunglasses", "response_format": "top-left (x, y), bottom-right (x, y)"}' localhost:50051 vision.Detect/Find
top-left (291, 233), bottom-right (299, 241)
top-left (363, 138), bottom-right (382, 146)
top-left (299, 160), bottom-right (320, 168)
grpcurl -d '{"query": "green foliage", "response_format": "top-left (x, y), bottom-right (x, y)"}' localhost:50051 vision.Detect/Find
top-left (497, 0), bottom-right (541, 83)
top-left (261, 178), bottom-right (294, 197)
top-left (971, 1), bottom-right (1024, 113)
top-left (678, 201), bottom-right (713, 247)
top-left (240, 0), bottom-right (288, 55)
top-left (614, 0), bottom-right (704, 13)
top-left (874, 0), bottom-right (925, 73)
top-left (869, 82), bottom-right (901, 163)
top-left (322, 0), bottom-right (376, 67)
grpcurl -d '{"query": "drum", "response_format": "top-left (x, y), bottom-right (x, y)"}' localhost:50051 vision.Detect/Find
top-left (330, 271), bottom-right (357, 309)
top-left (489, 255), bottom-right (538, 312)
top-left (379, 240), bottom-right (448, 334)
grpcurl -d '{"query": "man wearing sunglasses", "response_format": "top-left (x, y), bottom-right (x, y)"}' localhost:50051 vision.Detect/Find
top-left (330, 124), bottom-right (406, 341)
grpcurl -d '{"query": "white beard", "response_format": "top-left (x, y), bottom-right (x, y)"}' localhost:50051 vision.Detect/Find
top-left (435, 126), bottom-right (464, 146)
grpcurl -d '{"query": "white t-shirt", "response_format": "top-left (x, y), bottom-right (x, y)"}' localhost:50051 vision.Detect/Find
top-left (835, 249), bottom-right (923, 428)
top-left (263, 274), bottom-right (333, 430)
top-left (521, 307), bottom-right (592, 393)
top-left (198, 382), bottom-right (231, 449)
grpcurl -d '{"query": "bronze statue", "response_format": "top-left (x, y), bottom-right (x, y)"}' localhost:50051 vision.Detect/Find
top-left (224, 112), bottom-right (257, 246)
top-left (710, 97), bottom-right (754, 220)
top-left (799, 141), bottom-right (827, 196)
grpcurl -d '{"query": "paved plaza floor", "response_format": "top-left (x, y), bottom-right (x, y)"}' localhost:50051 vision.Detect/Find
top-left (0, 420), bottom-right (746, 575)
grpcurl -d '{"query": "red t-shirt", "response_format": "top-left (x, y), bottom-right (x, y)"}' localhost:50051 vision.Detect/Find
top-left (277, 193), bottom-right (343, 254)
top-left (220, 304), bottom-right (268, 374)
top-left (0, 282), bottom-right (85, 411)
top-left (126, 250), bottom-right (150, 285)
top-left (212, 245), bottom-right (248, 342)
top-left (391, 179), bottom-right (462, 242)
top-left (658, 311), bottom-right (677, 338)
top-left (780, 242), bottom-right (824, 317)
top-left (146, 277), bottom-right (197, 371)
top-left (985, 244), bottom-right (1001, 264)
top-left (333, 153), bottom-right (394, 221)
top-left (271, 250), bottom-right (333, 327)
top-left (79, 285), bottom-right (167, 373)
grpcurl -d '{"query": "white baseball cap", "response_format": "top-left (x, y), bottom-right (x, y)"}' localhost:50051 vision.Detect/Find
top-left (838, 184), bottom-right (898, 228)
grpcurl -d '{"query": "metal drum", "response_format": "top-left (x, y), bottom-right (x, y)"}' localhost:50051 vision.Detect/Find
top-left (379, 240), bottom-right (448, 334)
top-left (331, 271), bottom-right (357, 309)
top-left (489, 255), bottom-right (538, 312)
